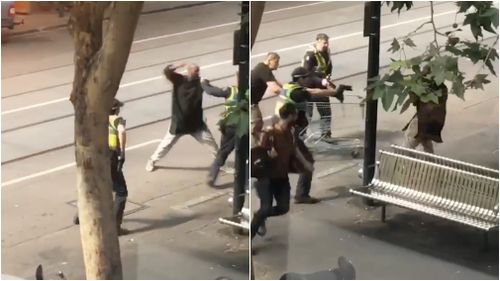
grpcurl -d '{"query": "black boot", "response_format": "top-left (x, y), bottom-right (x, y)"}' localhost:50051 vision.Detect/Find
top-left (114, 196), bottom-right (129, 236)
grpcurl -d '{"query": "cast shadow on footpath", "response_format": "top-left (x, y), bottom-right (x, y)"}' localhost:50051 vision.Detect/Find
top-left (315, 185), bottom-right (355, 202)
top-left (125, 213), bottom-right (201, 235)
top-left (173, 245), bottom-right (249, 279)
top-left (312, 129), bottom-right (403, 159)
top-left (155, 165), bottom-right (211, 171)
top-left (336, 197), bottom-right (499, 278)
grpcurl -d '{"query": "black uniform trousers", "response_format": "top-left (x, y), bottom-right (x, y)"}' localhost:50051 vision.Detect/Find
top-left (111, 150), bottom-right (128, 198)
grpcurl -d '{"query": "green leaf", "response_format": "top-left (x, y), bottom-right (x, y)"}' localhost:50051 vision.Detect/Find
top-left (452, 76), bottom-right (465, 99)
top-left (400, 97), bottom-right (413, 114)
top-left (419, 93), bottom-right (432, 103)
top-left (466, 74), bottom-right (491, 90)
top-left (433, 69), bottom-right (446, 85)
top-left (372, 86), bottom-right (386, 100)
top-left (447, 36), bottom-right (460, 46)
top-left (388, 38), bottom-right (401, 53)
top-left (485, 59), bottom-right (497, 76)
top-left (396, 90), bottom-right (408, 105)
top-left (429, 92), bottom-right (439, 104)
top-left (382, 86), bottom-right (397, 111)
top-left (409, 56), bottom-right (423, 65)
top-left (412, 64), bottom-right (421, 75)
top-left (405, 2), bottom-right (413, 10)
top-left (389, 60), bottom-right (410, 70)
top-left (409, 81), bottom-right (427, 96)
top-left (403, 37), bottom-right (417, 47)
top-left (481, 7), bottom-right (498, 18)
top-left (429, 43), bottom-right (440, 56)
top-left (445, 45), bottom-right (462, 55)
top-left (470, 22), bottom-right (482, 39)
top-left (492, 11), bottom-right (499, 27)
top-left (457, 2), bottom-right (473, 13)
top-left (387, 70), bottom-right (404, 83)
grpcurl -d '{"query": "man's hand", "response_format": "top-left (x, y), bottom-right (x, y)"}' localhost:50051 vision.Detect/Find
top-left (304, 161), bottom-right (314, 173)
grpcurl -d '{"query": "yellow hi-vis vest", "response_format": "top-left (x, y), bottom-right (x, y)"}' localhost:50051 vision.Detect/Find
top-left (314, 51), bottom-right (328, 76)
top-left (224, 86), bottom-right (239, 112)
top-left (274, 83), bottom-right (305, 115)
top-left (108, 116), bottom-right (122, 151)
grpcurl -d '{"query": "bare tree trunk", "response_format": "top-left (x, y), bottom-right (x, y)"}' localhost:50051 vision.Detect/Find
top-left (250, 1), bottom-right (265, 49)
top-left (69, 2), bottom-right (143, 279)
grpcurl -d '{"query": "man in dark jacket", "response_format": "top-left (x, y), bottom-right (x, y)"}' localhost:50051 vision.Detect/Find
top-left (146, 63), bottom-right (219, 172)
top-left (275, 67), bottom-right (347, 204)
top-left (403, 72), bottom-right (448, 153)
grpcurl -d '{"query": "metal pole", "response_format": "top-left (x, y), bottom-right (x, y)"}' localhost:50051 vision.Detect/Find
top-left (362, 2), bottom-right (381, 203)
top-left (233, 1), bottom-right (249, 216)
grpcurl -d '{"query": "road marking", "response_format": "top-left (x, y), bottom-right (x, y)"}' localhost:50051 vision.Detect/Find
top-left (1, 139), bottom-right (161, 187)
top-left (2, 97), bottom-right (69, 115)
top-left (2, 9), bottom-right (455, 116)
top-left (132, 21), bottom-right (239, 44)
top-left (251, 10), bottom-right (456, 58)
top-left (263, 2), bottom-right (327, 15)
top-left (2, 60), bottom-right (233, 116)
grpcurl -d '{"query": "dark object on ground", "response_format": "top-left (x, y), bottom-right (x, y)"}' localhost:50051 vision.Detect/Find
top-left (280, 256), bottom-right (355, 280)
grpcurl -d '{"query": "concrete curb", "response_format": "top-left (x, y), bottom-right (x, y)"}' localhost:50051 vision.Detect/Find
top-left (7, 1), bottom-right (220, 37)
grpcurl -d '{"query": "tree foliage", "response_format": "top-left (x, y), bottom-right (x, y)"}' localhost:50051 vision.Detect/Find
top-left (371, 1), bottom-right (498, 112)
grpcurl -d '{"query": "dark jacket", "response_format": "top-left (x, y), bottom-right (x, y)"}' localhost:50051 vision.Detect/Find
top-left (414, 84), bottom-right (448, 143)
top-left (165, 65), bottom-right (205, 134)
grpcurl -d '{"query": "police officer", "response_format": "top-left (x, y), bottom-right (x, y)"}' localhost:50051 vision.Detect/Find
top-left (109, 99), bottom-right (129, 235)
top-left (201, 74), bottom-right (248, 186)
top-left (275, 67), bottom-right (348, 204)
top-left (73, 99), bottom-right (129, 236)
top-left (302, 33), bottom-right (335, 140)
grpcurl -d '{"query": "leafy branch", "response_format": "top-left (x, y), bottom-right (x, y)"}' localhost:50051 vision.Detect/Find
top-left (371, 1), bottom-right (498, 113)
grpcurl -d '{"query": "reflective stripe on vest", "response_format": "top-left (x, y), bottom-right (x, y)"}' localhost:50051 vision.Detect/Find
top-left (224, 86), bottom-right (239, 112)
top-left (314, 51), bottom-right (328, 76)
top-left (108, 117), bottom-right (120, 151)
top-left (274, 83), bottom-right (305, 115)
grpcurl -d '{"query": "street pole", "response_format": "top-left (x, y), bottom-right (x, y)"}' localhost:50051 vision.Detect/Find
top-left (362, 2), bottom-right (381, 204)
top-left (233, 1), bottom-right (249, 217)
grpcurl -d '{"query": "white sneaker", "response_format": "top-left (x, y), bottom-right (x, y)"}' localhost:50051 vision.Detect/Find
top-left (221, 166), bottom-right (235, 174)
top-left (145, 160), bottom-right (156, 172)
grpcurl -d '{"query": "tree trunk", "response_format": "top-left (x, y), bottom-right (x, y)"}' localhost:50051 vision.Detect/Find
top-left (69, 2), bottom-right (143, 279)
top-left (250, 1), bottom-right (265, 49)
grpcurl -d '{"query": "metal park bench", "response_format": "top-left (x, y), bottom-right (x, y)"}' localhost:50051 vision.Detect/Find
top-left (350, 149), bottom-right (499, 248)
top-left (390, 144), bottom-right (499, 179)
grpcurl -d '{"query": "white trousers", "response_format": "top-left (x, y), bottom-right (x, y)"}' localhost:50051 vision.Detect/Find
top-left (150, 125), bottom-right (219, 162)
top-left (403, 117), bottom-right (434, 153)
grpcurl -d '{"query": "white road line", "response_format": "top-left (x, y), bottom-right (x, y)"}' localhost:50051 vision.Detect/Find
top-left (251, 10), bottom-right (456, 58)
top-left (1, 139), bottom-right (161, 187)
top-left (116, 2), bottom-right (328, 44)
top-left (2, 60), bottom-right (233, 116)
top-left (132, 21), bottom-right (239, 44)
top-left (263, 2), bottom-right (327, 15)
top-left (2, 97), bottom-right (69, 115)
top-left (2, 9), bottom-right (455, 116)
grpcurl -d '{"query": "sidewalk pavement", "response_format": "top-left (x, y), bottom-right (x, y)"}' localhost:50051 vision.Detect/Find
top-left (252, 70), bottom-right (499, 279)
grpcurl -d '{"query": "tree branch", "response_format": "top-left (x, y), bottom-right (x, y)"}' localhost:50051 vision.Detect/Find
top-left (92, 2), bottom-right (143, 108)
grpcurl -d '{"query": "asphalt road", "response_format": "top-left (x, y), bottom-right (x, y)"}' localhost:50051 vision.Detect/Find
top-left (2, 2), bottom-right (250, 279)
